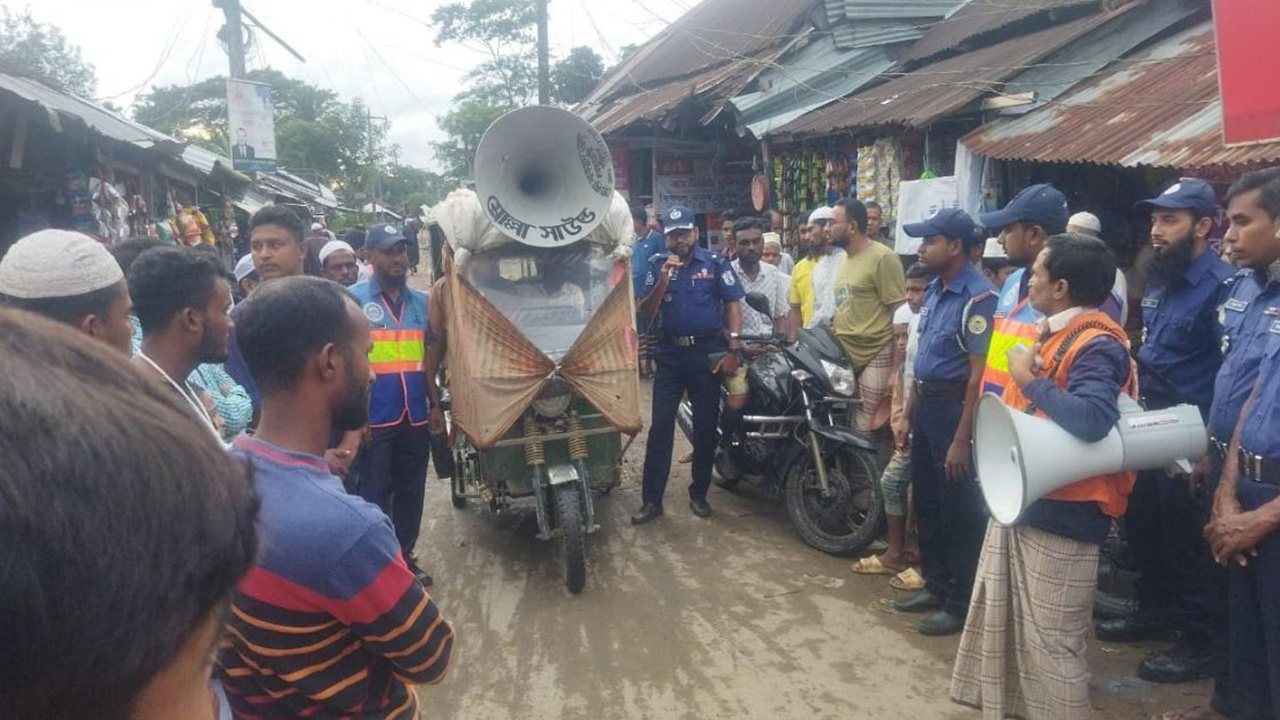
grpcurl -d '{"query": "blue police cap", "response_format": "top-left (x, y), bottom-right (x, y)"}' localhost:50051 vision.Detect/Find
top-left (662, 206), bottom-right (696, 234)
top-left (903, 207), bottom-right (982, 247)
top-left (979, 183), bottom-right (1069, 232)
top-left (1136, 178), bottom-right (1219, 216)
top-left (366, 223), bottom-right (407, 252)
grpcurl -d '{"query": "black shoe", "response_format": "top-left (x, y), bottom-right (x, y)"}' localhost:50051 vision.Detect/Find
top-left (1138, 644), bottom-right (1214, 684)
top-left (893, 590), bottom-right (942, 614)
top-left (690, 497), bottom-right (712, 518)
top-left (631, 503), bottom-right (663, 525)
top-left (1096, 614), bottom-right (1176, 643)
top-left (919, 610), bottom-right (965, 636)
top-left (405, 555), bottom-right (433, 588)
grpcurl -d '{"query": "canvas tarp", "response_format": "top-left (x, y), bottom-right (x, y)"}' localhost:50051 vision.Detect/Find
top-left (444, 261), bottom-right (642, 449)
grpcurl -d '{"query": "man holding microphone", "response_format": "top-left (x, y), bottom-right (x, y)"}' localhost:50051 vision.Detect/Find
top-left (633, 206), bottom-right (744, 524)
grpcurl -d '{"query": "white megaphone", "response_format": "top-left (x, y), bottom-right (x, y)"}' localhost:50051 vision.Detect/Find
top-left (974, 393), bottom-right (1209, 525)
top-left (474, 105), bottom-right (615, 248)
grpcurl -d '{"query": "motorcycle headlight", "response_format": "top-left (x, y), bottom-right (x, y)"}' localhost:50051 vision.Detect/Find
top-left (532, 377), bottom-right (573, 418)
top-left (821, 360), bottom-right (856, 397)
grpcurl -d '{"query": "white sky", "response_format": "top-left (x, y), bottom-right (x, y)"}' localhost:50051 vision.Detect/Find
top-left (20, 0), bottom-right (690, 171)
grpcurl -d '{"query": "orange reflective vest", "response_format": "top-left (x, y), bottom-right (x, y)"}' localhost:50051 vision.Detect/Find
top-left (1000, 309), bottom-right (1138, 518)
top-left (351, 280), bottom-right (431, 428)
top-left (982, 269), bottom-right (1040, 396)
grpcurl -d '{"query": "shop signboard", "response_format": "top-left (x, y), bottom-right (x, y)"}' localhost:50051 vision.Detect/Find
top-left (894, 176), bottom-right (959, 255)
top-left (226, 78), bottom-right (278, 173)
top-left (1213, 0), bottom-right (1280, 146)
top-left (654, 153), bottom-right (752, 215)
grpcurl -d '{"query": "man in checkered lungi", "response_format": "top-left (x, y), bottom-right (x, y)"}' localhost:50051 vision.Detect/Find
top-left (952, 234), bottom-right (1135, 719)
top-left (828, 198), bottom-right (907, 435)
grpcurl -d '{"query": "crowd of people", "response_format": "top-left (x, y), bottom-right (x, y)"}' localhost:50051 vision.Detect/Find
top-left (0, 208), bottom-right (453, 719)
top-left (629, 168), bottom-right (1280, 719)
top-left (4, 165), bottom-right (1280, 719)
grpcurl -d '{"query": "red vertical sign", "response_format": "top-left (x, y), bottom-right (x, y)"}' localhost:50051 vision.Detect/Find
top-left (1213, 0), bottom-right (1280, 146)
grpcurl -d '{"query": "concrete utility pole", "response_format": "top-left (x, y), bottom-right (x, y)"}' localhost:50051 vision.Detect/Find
top-left (537, 0), bottom-right (550, 105)
top-left (215, 0), bottom-right (247, 78)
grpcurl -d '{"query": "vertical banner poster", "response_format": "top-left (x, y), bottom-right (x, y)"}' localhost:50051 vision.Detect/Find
top-left (1213, 0), bottom-right (1280, 146)
top-left (894, 176), bottom-right (959, 255)
top-left (226, 78), bottom-right (277, 172)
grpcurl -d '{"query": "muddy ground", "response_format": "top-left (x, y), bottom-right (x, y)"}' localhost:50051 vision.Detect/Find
top-left (411, 378), bottom-right (1212, 720)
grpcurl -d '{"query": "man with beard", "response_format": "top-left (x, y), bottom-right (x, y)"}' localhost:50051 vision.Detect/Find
top-left (218, 277), bottom-right (454, 719)
top-left (809, 205), bottom-right (849, 330)
top-left (350, 224), bottom-right (444, 586)
top-left (830, 198), bottom-right (906, 435)
top-left (788, 206), bottom-right (833, 336)
top-left (634, 205), bottom-right (744, 524)
top-left (320, 239), bottom-right (361, 287)
top-left (865, 200), bottom-right (894, 247)
top-left (1098, 179), bottom-right (1235, 686)
top-left (127, 247), bottom-right (233, 442)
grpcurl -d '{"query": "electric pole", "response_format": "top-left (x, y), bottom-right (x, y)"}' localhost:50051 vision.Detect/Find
top-left (215, 0), bottom-right (247, 78)
top-left (537, 0), bottom-right (550, 105)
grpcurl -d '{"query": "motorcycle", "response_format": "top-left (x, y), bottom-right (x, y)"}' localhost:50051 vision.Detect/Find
top-left (678, 293), bottom-right (884, 555)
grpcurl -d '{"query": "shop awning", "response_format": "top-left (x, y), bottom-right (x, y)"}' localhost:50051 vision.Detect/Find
top-left (961, 23), bottom-right (1280, 168)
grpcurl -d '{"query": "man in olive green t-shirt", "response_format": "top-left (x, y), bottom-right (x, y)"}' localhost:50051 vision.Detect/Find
top-left (830, 199), bottom-right (906, 434)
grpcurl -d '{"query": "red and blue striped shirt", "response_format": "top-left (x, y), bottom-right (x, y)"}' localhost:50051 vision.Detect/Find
top-left (217, 436), bottom-right (454, 719)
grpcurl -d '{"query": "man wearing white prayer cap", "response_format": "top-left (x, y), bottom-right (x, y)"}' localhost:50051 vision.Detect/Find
top-left (233, 253), bottom-right (259, 300)
top-left (318, 240), bottom-right (360, 287)
top-left (0, 229), bottom-right (134, 353)
top-left (1067, 211), bottom-right (1103, 237)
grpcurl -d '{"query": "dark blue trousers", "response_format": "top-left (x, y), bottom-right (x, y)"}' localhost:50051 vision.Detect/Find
top-left (357, 419), bottom-right (432, 556)
top-left (641, 343), bottom-right (722, 508)
top-left (912, 394), bottom-right (988, 617)
top-left (1229, 478), bottom-right (1280, 720)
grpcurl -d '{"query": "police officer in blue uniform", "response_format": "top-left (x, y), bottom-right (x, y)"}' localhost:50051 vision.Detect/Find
top-left (1099, 179), bottom-right (1237, 683)
top-left (890, 208), bottom-right (997, 636)
top-left (633, 206), bottom-right (744, 524)
top-left (1203, 168), bottom-right (1280, 720)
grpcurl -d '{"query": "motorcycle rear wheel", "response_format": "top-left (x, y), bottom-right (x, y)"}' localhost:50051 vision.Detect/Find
top-left (784, 445), bottom-right (883, 556)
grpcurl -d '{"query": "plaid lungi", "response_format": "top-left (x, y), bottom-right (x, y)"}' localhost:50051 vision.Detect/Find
top-left (853, 340), bottom-right (895, 434)
top-left (951, 520), bottom-right (1100, 720)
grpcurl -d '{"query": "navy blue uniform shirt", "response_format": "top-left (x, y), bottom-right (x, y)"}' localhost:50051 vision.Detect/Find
top-left (643, 245), bottom-right (744, 337)
top-left (1137, 249), bottom-right (1234, 411)
top-left (632, 230), bottom-right (665, 297)
top-left (913, 263), bottom-right (996, 383)
top-left (1020, 334), bottom-right (1132, 544)
top-left (1239, 311), bottom-right (1280, 462)
top-left (1210, 269), bottom-right (1279, 441)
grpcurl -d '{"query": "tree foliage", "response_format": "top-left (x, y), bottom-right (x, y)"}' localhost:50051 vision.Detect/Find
top-left (429, 0), bottom-right (605, 179)
top-left (0, 8), bottom-right (96, 97)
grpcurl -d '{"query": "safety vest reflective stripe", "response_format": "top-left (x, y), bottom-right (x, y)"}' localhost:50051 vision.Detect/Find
top-left (370, 359), bottom-right (426, 374)
top-left (982, 299), bottom-right (1039, 396)
top-left (369, 339), bottom-right (426, 366)
top-left (369, 329), bottom-right (425, 343)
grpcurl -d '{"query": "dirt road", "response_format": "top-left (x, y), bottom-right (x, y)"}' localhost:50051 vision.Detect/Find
top-left (411, 380), bottom-right (1210, 720)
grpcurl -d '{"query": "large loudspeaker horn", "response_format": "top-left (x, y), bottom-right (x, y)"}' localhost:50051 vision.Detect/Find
top-left (974, 393), bottom-right (1209, 525)
top-left (474, 105), bottom-right (615, 248)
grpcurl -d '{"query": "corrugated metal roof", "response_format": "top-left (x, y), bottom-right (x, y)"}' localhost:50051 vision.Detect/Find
top-left (832, 0), bottom-right (958, 20)
top-left (961, 22), bottom-right (1280, 168)
top-left (580, 0), bottom-right (812, 107)
top-left (732, 39), bottom-right (896, 137)
top-left (901, 0), bottom-right (1098, 65)
top-left (0, 72), bottom-right (182, 153)
top-left (181, 145), bottom-right (251, 184)
top-left (832, 21), bottom-right (930, 50)
top-left (778, 7), bottom-right (1126, 136)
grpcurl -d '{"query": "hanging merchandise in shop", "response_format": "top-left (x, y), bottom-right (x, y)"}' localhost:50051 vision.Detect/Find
top-left (856, 137), bottom-right (903, 234)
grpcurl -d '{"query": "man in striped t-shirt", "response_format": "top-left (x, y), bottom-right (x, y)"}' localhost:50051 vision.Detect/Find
top-left (218, 277), bottom-right (454, 719)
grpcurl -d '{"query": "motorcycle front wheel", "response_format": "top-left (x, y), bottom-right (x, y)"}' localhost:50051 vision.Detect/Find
top-left (783, 444), bottom-right (883, 556)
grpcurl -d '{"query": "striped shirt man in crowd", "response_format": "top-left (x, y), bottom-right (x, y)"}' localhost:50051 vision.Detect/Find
top-left (217, 277), bottom-right (454, 719)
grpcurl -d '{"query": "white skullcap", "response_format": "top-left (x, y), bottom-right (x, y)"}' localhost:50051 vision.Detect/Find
top-left (233, 254), bottom-right (257, 282)
top-left (984, 236), bottom-right (1007, 259)
top-left (1067, 212), bottom-right (1102, 234)
top-left (0, 229), bottom-right (123, 299)
top-left (310, 222), bottom-right (324, 231)
top-left (319, 240), bottom-right (355, 265)
top-left (762, 232), bottom-right (782, 249)
top-left (808, 206), bottom-right (834, 223)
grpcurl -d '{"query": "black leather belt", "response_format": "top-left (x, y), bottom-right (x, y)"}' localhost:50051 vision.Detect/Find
top-left (1239, 447), bottom-right (1280, 486)
top-left (914, 380), bottom-right (968, 398)
top-left (661, 333), bottom-right (721, 348)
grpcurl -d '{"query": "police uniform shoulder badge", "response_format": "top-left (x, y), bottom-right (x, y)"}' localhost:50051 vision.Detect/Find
top-left (723, 271), bottom-right (736, 287)
top-left (968, 315), bottom-right (988, 335)
top-left (363, 302), bottom-right (385, 323)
